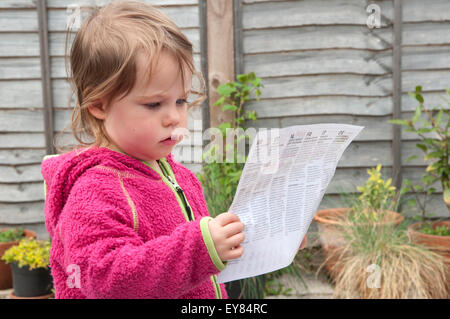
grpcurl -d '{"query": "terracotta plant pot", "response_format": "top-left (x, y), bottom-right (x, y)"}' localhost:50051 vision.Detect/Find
top-left (407, 221), bottom-right (450, 267)
top-left (313, 208), bottom-right (404, 280)
top-left (407, 221), bottom-right (450, 295)
top-left (0, 229), bottom-right (36, 290)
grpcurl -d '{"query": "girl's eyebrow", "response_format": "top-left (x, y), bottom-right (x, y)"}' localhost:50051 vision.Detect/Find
top-left (137, 90), bottom-right (190, 100)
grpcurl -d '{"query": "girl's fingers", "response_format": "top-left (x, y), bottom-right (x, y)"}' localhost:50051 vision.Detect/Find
top-left (215, 212), bottom-right (240, 226)
top-left (224, 245), bottom-right (244, 260)
top-left (227, 232), bottom-right (245, 247)
top-left (223, 221), bottom-right (245, 237)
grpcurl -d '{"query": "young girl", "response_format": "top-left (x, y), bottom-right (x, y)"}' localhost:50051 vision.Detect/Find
top-left (41, 1), bottom-right (245, 299)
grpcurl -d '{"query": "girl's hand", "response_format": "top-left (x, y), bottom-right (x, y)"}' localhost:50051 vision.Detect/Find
top-left (208, 212), bottom-right (245, 261)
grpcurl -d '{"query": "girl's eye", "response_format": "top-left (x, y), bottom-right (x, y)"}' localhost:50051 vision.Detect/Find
top-left (144, 99), bottom-right (188, 109)
top-left (176, 99), bottom-right (188, 105)
top-left (145, 102), bottom-right (160, 108)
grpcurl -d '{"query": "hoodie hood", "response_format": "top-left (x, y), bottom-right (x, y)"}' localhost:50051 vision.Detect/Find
top-left (41, 146), bottom-right (173, 239)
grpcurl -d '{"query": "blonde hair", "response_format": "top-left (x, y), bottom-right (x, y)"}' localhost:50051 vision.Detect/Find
top-left (55, 0), bottom-right (206, 153)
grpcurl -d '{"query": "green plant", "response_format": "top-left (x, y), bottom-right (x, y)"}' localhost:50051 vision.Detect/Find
top-left (330, 214), bottom-right (448, 298)
top-left (389, 86), bottom-right (450, 211)
top-left (350, 164), bottom-right (407, 223)
top-left (198, 72), bottom-right (305, 298)
top-left (0, 228), bottom-right (25, 243)
top-left (1, 238), bottom-right (51, 270)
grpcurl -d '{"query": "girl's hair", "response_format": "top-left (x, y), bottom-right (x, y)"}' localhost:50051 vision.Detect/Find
top-left (55, 0), bottom-right (206, 153)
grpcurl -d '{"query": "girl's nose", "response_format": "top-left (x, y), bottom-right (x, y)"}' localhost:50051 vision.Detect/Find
top-left (163, 102), bottom-right (181, 126)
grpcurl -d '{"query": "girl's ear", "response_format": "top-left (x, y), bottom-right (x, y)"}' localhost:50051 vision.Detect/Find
top-left (87, 99), bottom-right (107, 120)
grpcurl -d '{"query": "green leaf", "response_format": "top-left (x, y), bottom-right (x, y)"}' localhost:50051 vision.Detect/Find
top-left (213, 96), bottom-right (225, 107)
top-left (389, 119), bottom-right (409, 126)
top-left (416, 144), bottom-right (427, 152)
top-left (424, 151), bottom-right (443, 160)
top-left (412, 105), bottom-right (422, 122)
top-left (222, 104), bottom-right (238, 111)
top-left (217, 83), bottom-right (236, 97)
top-left (236, 74), bottom-right (248, 83)
top-left (406, 155), bottom-right (418, 162)
top-left (435, 109), bottom-right (444, 125)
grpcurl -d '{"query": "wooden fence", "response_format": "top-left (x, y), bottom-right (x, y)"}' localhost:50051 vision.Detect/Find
top-left (0, 0), bottom-right (449, 238)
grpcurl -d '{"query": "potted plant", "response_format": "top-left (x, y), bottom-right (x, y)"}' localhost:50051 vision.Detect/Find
top-left (330, 210), bottom-right (448, 298)
top-left (389, 86), bottom-right (449, 270)
top-left (0, 228), bottom-right (36, 290)
top-left (197, 72), bottom-right (267, 298)
top-left (1, 238), bottom-right (53, 298)
top-left (314, 164), bottom-right (405, 280)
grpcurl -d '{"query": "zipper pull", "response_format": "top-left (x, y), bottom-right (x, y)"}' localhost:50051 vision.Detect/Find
top-left (166, 175), bottom-right (193, 221)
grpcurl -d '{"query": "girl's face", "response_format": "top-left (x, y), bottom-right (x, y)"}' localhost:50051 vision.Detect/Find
top-left (89, 50), bottom-right (191, 162)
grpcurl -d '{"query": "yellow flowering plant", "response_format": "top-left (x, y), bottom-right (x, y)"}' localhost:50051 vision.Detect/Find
top-left (1, 238), bottom-right (51, 270)
top-left (352, 164), bottom-right (404, 222)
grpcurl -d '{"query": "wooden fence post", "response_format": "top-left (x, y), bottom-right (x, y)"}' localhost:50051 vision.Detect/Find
top-left (206, 0), bottom-right (235, 130)
top-left (37, 0), bottom-right (55, 155)
top-left (392, 0), bottom-right (403, 191)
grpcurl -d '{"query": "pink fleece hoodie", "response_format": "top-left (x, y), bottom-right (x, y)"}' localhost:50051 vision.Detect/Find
top-left (41, 146), bottom-right (228, 299)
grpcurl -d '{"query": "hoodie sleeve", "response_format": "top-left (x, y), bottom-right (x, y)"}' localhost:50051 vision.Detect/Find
top-left (57, 171), bottom-right (221, 299)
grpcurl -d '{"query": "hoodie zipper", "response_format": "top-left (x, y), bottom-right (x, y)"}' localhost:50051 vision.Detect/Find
top-left (164, 174), bottom-right (193, 221)
top-left (143, 159), bottom-right (222, 299)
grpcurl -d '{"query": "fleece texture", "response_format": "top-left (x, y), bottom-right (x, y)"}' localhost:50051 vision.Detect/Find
top-left (41, 146), bottom-right (228, 299)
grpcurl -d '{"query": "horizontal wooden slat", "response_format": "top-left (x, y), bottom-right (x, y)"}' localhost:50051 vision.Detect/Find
top-left (328, 166), bottom-right (443, 194)
top-left (252, 70), bottom-right (450, 99)
top-left (0, 182), bottom-right (43, 202)
top-left (0, 6), bottom-right (199, 32)
top-left (0, 79), bottom-right (41, 108)
top-left (243, 0), bottom-right (450, 29)
top-left (0, 201), bottom-right (45, 224)
top-left (0, 33), bottom-right (39, 57)
top-left (243, 0), bottom-right (392, 29)
top-left (0, 149), bottom-right (46, 165)
top-left (244, 26), bottom-right (392, 53)
top-left (249, 114), bottom-right (435, 142)
top-left (244, 46), bottom-right (450, 78)
top-left (245, 91), bottom-right (449, 118)
top-left (46, 0), bottom-right (198, 7)
top-left (244, 23), bottom-right (450, 54)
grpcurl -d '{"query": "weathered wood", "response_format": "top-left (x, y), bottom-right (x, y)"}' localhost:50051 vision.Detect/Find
top-left (0, 80), bottom-right (42, 107)
top-left (319, 192), bottom-right (448, 218)
top-left (244, 23), bottom-right (450, 54)
top-left (242, 0), bottom-right (450, 28)
top-left (244, 46), bottom-right (450, 78)
top-left (258, 114), bottom-right (436, 142)
top-left (242, 71), bottom-right (450, 99)
top-left (48, 6), bottom-right (199, 31)
top-left (37, 0), bottom-right (56, 155)
top-left (0, 149), bottom-right (46, 165)
top-left (0, 6), bottom-right (199, 31)
top-left (392, 0), bottom-right (402, 191)
top-left (0, 202), bottom-right (45, 224)
top-left (46, 0), bottom-right (199, 7)
top-left (0, 164), bottom-right (43, 183)
top-left (0, 182), bottom-right (44, 202)
top-left (243, 0), bottom-right (392, 29)
top-left (244, 91), bottom-right (449, 119)
top-left (206, 0), bottom-right (235, 128)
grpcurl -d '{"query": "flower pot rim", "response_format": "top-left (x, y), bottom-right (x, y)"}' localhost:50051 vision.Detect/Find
top-left (313, 207), bottom-right (404, 226)
top-left (407, 221), bottom-right (450, 240)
